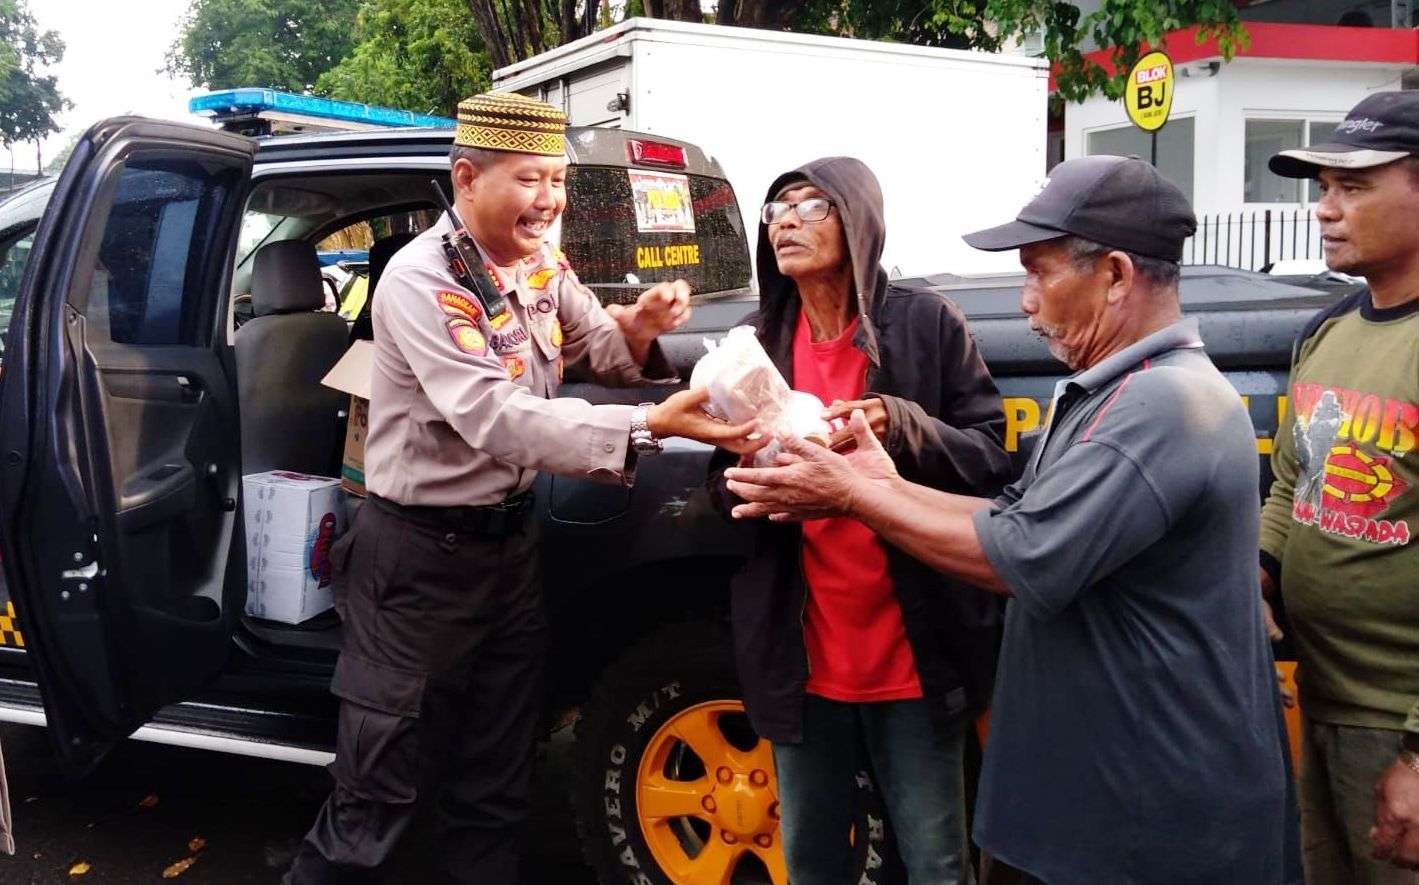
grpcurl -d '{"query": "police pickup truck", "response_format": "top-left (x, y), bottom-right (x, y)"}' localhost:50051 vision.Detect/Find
top-left (0, 112), bottom-right (1349, 884)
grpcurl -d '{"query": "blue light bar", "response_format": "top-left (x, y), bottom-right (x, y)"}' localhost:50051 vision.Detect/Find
top-left (188, 88), bottom-right (454, 129)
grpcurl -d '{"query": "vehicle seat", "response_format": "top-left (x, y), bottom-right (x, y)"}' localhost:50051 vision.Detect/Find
top-left (349, 232), bottom-right (417, 345)
top-left (236, 241), bottom-right (349, 477)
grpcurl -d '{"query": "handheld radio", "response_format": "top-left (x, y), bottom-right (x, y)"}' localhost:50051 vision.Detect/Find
top-left (429, 179), bottom-right (511, 324)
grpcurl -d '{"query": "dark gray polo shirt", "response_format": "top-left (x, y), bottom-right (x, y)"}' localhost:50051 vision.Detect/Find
top-left (972, 318), bottom-right (1298, 883)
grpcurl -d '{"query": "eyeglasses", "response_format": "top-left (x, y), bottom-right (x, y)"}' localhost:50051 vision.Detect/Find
top-left (761, 197), bottom-right (835, 225)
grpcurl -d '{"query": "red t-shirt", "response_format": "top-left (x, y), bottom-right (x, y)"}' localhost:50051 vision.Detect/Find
top-left (792, 313), bottom-right (923, 702)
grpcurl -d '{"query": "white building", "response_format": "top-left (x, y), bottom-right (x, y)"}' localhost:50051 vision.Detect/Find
top-left (1059, 23), bottom-right (1417, 267)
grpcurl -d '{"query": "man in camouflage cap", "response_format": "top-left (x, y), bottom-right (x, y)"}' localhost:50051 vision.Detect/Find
top-left (284, 92), bottom-right (761, 884)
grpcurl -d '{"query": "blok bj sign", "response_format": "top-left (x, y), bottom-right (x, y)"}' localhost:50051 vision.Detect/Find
top-left (1124, 50), bottom-right (1174, 134)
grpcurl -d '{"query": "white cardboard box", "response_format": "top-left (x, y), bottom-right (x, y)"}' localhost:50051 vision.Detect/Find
top-left (242, 470), bottom-right (348, 624)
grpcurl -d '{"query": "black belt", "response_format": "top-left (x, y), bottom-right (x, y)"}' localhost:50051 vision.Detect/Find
top-left (370, 491), bottom-right (534, 538)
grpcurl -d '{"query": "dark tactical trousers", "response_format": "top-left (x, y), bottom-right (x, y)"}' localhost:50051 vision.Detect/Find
top-left (285, 496), bottom-right (548, 884)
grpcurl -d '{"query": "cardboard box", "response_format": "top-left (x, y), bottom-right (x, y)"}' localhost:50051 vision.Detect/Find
top-left (322, 340), bottom-right (373, 497)
top-left (242, 470), bottom-right (348, 624)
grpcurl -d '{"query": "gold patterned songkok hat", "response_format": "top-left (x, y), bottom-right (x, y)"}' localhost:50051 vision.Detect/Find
top-left (455, 92), bottom-right (567, 157)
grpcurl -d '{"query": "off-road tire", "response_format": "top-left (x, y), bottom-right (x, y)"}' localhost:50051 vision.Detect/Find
top-left (572, 620), bottom-right (897, 884)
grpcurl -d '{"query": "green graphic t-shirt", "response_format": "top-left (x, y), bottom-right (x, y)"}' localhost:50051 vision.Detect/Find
top-left (1261, 289), bottom-right (1418, 734)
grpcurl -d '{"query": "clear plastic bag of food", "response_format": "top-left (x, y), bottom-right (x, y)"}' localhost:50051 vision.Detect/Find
top-left (690, 326), bottom-right (833, 467)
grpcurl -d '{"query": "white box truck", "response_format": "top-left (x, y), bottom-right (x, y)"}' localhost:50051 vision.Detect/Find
top-left (493, 18), bottom-right (1050, 277)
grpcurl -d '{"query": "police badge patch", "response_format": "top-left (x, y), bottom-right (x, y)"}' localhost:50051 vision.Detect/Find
top-left (446, 318), bottom-right (487, 356)
top-left (434, 291), bottom-right (488, 355)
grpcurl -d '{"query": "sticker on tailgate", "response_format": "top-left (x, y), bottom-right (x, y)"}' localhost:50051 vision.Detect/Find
top-left (629, 170), bottom-right (695, 234)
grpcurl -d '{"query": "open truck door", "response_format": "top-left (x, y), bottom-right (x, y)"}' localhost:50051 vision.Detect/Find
top-left (0, 118), bottom-right (253, 773)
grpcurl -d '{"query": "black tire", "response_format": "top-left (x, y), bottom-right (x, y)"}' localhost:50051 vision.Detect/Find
top-left (572, 621), bottom-right (897, 884)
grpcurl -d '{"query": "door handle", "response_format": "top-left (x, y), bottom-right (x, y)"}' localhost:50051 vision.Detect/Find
top-left (117, 463), bottom-right (197, 531)
top-left (176, 375), bottom-right (201, 404)
top-left (62, 561), bottom-right (99, 580)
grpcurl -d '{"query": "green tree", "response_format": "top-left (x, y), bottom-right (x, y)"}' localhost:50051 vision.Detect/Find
top-left (977, 0), bottom-right (1246, 102)
top-left (166, 0), bottom-right (364, 92)
top-left (463, 0), bottom-right (598, 70)
top-left (316, 0), bottom-right (491, 116)
top-left (0, 0), bottom-right (68, 149)
top-left (796, 0), bottom-right (1245, 101)
top-left (795, 0), bottom-right (989, 50)
top-left (468, 0), bottom-right (1244, 101)
top-left (168, 0), bottom-right (1243, 109)
top-left (463, 0), bottom-right (807, 68)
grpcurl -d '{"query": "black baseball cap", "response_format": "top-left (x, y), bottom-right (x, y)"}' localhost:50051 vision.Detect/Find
top-left (963, 155), bottom-right (1197, 263)
top-left (1270, 91), bottom-right (1419, 179)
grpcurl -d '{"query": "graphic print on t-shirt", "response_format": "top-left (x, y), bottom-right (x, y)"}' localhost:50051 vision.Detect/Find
top-left (1289, 382), bottom-right (1414, 546)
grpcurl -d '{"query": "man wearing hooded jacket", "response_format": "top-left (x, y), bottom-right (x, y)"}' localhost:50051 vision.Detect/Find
top-left (710, 157), bottom-right (1014, 883)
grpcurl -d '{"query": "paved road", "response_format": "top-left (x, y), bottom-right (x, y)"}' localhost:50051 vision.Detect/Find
top-left (0, 723), bottom-right (598, 884)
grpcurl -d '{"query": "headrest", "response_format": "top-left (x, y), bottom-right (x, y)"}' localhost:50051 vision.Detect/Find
top-left (252, 241), bottom-right (326, 316)
top-left (368, 232), bottom-right (417, 299)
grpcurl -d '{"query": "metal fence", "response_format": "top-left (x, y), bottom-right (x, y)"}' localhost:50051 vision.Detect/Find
top-left (1184, 209), bottom-right (1322, 271)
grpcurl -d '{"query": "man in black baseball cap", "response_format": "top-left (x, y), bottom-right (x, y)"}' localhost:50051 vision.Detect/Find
top-left (962, 155), bottom-right (1196, 370)
top-left (963, 153), bottom-right (1196, 264)
top-left (1258, 89), bottom-right (1419, 881)
top-left (1270, 90), bottom-right (1419, 178)
top-left (722, 153), bottom-right (1300, 883)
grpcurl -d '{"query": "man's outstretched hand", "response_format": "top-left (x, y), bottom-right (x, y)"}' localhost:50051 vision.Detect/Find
top-left (725, 409), bottom-right (898, 522)
top-left (647, 388), bottom-right (766, 456)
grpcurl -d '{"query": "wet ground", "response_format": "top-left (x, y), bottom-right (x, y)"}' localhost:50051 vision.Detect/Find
top-left (0, 723), bottom-right (597, 883)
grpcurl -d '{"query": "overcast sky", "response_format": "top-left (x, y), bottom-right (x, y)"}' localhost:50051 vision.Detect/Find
top-left (16, 0), bottom-right (195, 174)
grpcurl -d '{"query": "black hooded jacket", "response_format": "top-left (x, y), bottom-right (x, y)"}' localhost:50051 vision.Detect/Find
top-left (709, 157), bottom-right (1016, 744)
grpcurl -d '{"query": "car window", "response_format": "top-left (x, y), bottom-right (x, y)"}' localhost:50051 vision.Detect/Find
top-left (317, 211), bottom-right (434, 319)
top-left (230, 208), bottom-right (321, 327)
top-left (86, 158), bottom-right (243, 346)
top-left (237, 211), bottom-right (290, 268)
top-left (0, 227), bottom-right (36, 359)
top-left (316, 211), bottom-right (433, 254)
top-left (562, 167), bottom-right (752, 300)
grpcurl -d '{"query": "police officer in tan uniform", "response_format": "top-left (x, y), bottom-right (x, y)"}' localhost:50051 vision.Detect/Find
top-left (284, 92), bottom-right (761, 884)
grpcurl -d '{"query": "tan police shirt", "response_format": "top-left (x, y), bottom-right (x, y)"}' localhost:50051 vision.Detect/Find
top-left (365, 215), bottom-right (675, 507)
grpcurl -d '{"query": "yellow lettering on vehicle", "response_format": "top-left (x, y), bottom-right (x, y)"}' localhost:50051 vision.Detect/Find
top-left (1003, 393), bottom-right (1288, 455)
top-left (1002, 397), bottom-right (1041, 453)
top-left (635, 244), bottom-right (701, 270)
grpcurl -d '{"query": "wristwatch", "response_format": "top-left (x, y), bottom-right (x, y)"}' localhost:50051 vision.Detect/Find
top-left (630, 403), bottom-right (663, 455)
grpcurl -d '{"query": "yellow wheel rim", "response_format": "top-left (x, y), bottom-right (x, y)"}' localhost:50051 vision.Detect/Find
top-left (636, 700), bottom-right (788, 885)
